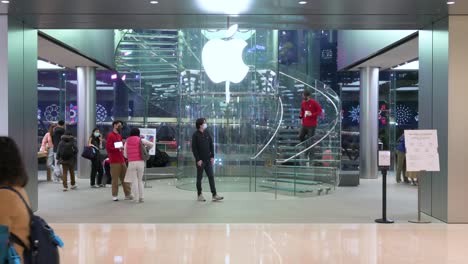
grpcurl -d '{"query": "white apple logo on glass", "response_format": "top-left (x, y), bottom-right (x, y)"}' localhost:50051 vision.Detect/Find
top-left (202, 24), bottom-right (249, 103)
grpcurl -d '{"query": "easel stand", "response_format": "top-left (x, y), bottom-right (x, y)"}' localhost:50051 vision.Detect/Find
top-left (375, 167), bottom-right (394, 224)
top-left (409, 175), bottom-right (430, 224)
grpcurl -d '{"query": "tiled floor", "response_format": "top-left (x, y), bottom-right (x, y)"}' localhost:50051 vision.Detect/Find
top-left (53, 223), bottom-right (468, 264)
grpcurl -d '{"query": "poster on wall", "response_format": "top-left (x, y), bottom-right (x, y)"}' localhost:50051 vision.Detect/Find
top-left (139, 128), bottom-right (157, 155)
top-left (404, 129), bottom-right (440, 172)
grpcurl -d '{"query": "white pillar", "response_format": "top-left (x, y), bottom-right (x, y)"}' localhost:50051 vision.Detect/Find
top-left (77, 66), bottom-right (96, 179)
top-left (359, 67), bottom-right (379, 179)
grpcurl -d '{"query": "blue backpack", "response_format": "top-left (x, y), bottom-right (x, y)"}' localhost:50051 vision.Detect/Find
top-left (0, 187), bottom-right (64, 264)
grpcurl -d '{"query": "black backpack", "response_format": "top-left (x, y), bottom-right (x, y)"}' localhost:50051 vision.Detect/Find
top-left (153, 148), bottom-right (170, 167)
top-left (0, 187), bottom-right (63, 264)
top-left (60, 143), bottom-right (76, 161)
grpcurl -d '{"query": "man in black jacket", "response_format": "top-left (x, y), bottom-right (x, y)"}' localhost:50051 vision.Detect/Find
top-left (52, 120), bottom-right (66, 182)
top-left (192, 118), bottom-right (223, 202)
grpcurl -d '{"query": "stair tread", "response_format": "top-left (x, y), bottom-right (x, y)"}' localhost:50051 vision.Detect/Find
top-left (264, 178), bottom-right (322, 185)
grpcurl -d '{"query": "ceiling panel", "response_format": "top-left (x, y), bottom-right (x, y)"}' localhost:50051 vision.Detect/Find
top-left (38, 35), bottom-right (107, 69)
top-left (1, 0), bottom-right (450, 29)
top-left (349, 37), bottom-right (419, 71)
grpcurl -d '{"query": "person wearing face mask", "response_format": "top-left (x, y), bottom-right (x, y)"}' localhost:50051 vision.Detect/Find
top-left (191, 118), bottom-right (223, 202)
top-left (105, 120), bottom-right (132, 201)
top-left (88, 127), bottom-right (104, 188)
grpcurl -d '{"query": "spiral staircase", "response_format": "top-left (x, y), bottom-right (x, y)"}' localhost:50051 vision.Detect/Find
top-left (115, 30), bottom-right (341, 197)
top-left (114, 29), bottom-right (179, 116)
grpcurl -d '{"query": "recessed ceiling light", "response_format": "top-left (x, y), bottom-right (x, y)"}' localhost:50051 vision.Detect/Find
top-left (150, 1), bottom-right (159, 4)
top-left (447, 1), bottom-right (455, 4)
top-left (299, 1), bottom-right (307, 4)
top-left (1, 0), bottom-right (10, 4)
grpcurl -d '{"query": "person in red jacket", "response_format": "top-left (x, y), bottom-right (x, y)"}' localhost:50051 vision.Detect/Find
top-left (299, 90), bottom-right (322, 163)
top-left (105, 120), bottom-right (132, 201)
top-left (299, 90), bottom-right (322, 142)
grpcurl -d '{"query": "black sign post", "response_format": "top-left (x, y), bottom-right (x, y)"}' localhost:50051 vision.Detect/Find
top-left (375, 150), bottom-right (394, 224)
top-left (375, 167), bottom-right (394, 224)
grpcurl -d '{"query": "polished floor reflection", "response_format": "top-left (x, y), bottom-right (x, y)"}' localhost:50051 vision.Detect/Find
top-left (53, 224), bottom-right (468, 264)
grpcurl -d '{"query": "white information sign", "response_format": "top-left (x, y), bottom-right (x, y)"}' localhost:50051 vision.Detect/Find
top-left (378, 151), bottom-right (391, 167)
top-left (404, 130), bottom-right (440, 172)
top-left (139, 128), bottom-right (157, 155)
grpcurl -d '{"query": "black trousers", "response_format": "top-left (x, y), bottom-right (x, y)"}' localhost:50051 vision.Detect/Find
top-left (299, 125), bottom-right (316, 142)
top-left (196, 161), bottom-right (217, 196)
top-left (90, 156), bottom-right (104, 186)
top-left (299, 126), bottom-right (317, 161)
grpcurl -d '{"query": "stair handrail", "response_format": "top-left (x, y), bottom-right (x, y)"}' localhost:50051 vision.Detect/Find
top-left (276, 71), bottom-right (340, 164)
top-left (250, 96), bottom-right (283, 160)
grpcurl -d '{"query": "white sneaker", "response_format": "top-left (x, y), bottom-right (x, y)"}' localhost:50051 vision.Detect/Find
top-left (138, 198), bottom-right (144, 203)
top-left (63, 188), bottom-right (68, 192)
top-left (112, 197), bottom-right (119, 201)
top-left (212, 194), bottom-right (224, 201)
top-left (198, 194), bottom-right (206, 202)
top-left (91, 185), bottom-right (99, 188)
top-left (71, 185), bottom-right (78, 190)
top-left (125, 195), bottom-right (134, 200)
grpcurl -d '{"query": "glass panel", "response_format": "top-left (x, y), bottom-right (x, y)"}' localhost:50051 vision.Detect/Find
top-left (177, 28), bottom-right (279, 192)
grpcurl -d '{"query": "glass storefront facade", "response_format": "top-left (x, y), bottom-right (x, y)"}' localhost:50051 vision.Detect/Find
top-left (37, 28), bottom-right (420, 195)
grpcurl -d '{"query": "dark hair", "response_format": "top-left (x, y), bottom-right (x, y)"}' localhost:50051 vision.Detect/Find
top-left (195, 118), bottom-right (206, 129)
top-left (130, 127), bottom-right (140, 137)
top-left (64, 130), bottom-right (73, 136)
top-left (303, 90), bottom-right (311, 97)
top-left (48, 123), bottom-right (57, 134)
top-left (58, 120), bottom-right (65, 126)
top-left (92, 127), bottom-right (100, 134)
top-left (0, 137), bottom-right (28, 187)
top-left (112, 120), bottom-right (122, 127)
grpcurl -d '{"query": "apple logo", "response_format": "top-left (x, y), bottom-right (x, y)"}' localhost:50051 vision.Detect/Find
top-left (202, 24), bottom-right (249, 103)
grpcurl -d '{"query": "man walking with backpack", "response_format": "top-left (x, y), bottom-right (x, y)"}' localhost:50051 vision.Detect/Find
top-left (52, 120), bottom-right (66, 182)
top-left (56, 131), bottom-right (78, 192)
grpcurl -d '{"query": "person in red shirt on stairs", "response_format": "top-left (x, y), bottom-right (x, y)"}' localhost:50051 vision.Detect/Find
top-left (106, 120), bottom-right (132, 201)
top-left (299, 90), bottom-right (322, 162)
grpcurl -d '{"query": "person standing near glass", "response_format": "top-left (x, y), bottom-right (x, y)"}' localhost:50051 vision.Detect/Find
top-left (88, 128), bottom-right (104, 188)
top-left (40, 123), bottom-right (57, 182)
top-left (191, 118), bottom-right (223, 202)
top-left (106, 120), bottom-right (132, 201)
top-left (123, 128), bottom-right (154, 203)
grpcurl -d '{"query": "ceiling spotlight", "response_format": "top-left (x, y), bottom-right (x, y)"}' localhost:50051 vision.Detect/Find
top-left (299, 1), bottom-right (307, 4)
top-left (150, 1), bottom-right (159, 4)
top-left (447, 1), bottom-right (455, 4)
top-left (1, 0), bottom-right (10, 3)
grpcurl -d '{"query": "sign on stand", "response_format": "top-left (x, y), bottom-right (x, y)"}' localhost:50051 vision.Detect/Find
top-left (139, 128), bottom-right (157, 155)
top-left (378, 151), bottom-right (391, 167)
top-left (405, 130), bottom-right (440, 172)
top-left (404, 129), bottom-right (440, 224)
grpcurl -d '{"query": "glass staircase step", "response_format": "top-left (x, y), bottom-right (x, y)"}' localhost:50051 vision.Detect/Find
top-left (259, 183), bottom-right (315, 193)
top-left (264, 178), bottom-right (322, 185)
top-left (271, 171), bottom-right (332, 177)
top-left (275, 165), bottom-right (336, 170)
